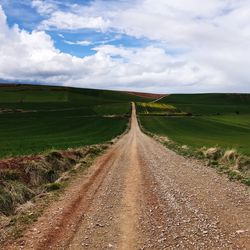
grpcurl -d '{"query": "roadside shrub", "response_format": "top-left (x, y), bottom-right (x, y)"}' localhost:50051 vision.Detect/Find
top-left (46, 150), bottom-right (63, 160)
top-left (208, 160), bottom-right (219, 167)
top-left (44, 169), bottom-right (59, 183)
top-left (203, 147), bottom-right (222, 160)
top-left (222, 149), bottom-right (238, 162)
top-left (195, 148), bottom-right (205, 159)
top-left (0, 181), bottom-right (34, 215)
top-left (88, 146), bottom-right (103, 156)
top-left (73, 149), bottom-right (85, 158)
top-left (45, 151), bottom-right (72, 172)
top-left (5, 181), bottom-right (34, 204)
top-left (0, 187), bottom-right (13, 215)
top-left (228, 170), bottom-right (242, 181)
top-left (69, 148), bottom-right (89, 159)
top-left (0, 169), bottom-right (20, 181)
top-left (243, 178), bottom-right (250, 186)
top-left (0, 146), bottom-right (96, 216)
top-left (181, 145), bottom-right (189, 150)
top-left (24, 161), bottom-right (50, 186)
top-left (235, 156), bottom-right (250, 172)
top-left (45, 182), bottom-right (62, 192)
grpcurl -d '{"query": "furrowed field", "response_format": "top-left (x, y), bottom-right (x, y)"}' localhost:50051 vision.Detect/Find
top-left (138, 94), bottom-right (250, 155)
top-left (0, 84), bottom-right (149, 158)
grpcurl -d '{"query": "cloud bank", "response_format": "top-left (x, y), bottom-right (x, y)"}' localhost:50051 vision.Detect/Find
top-left (0, 0), bottom-right (250, 93)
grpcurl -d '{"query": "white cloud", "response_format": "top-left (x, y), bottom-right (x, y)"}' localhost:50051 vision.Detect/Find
top-left (64, 40), bottom-right (92, 46)
top-left (0, 4), bottom-right (223, 93)
top-left (1, 1), bottom-right (250, 93)
top-left (40, 12), bottom-right (110, 31)
top-left (32, 0), bottom-right (58, 15)
top-left (31, 0), bottom-right (110, 31)
top-left (38, 10), bottom-right (110, 31)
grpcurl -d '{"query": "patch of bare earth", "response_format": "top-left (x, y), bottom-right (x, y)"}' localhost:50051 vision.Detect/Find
top-left (3, 103), bottom-right (250, 249)
top-left (126, 91), bottom-right (166, 99)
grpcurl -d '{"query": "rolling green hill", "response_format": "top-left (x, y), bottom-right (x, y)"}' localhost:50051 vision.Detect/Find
top-left (0, 84), bottom-right (149, 111)
top-left (158, 94), bottom-right (250, 115)
top-left (0, 84), bottom-right (152, 158)
top-left (140, 115), bottom-right (250, 156)
top-left (139, 93), bottom-right (250, 155)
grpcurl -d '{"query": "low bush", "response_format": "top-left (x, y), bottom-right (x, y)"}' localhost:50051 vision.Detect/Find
top-left (203, 147), bottom-right (222, 160)
top-left (243, 178), bottom-right (250, 186)
top-left (228, 170), bottom-right (243, 181)
top-left (0, 144), bottom-right (109, 216)
top-left (24, 161), bottom-right (50, 186)
top-left (222, 149), bottom-right (238, 162)
top-left (45, 182), bottom-right (62, 192)
top-left (235, 156), bottom-right (250, 172)
top-left (0, 181), bottom-right (34, 215)
top-left (0, 169), bottom-right (20, 181)
top-left (146, 131), bottom-right (250, 186)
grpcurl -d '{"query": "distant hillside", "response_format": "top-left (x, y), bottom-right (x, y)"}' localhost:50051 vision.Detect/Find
top-left (0, 83), bottom-right (154, 158)
top-left (127, 91), bottom-right (166, 99)
top-left (158, 93), bottom-right (250, 115)
top-left (0, 84), bottom-right (152, 110)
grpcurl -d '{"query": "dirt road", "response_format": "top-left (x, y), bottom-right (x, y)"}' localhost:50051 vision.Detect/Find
top-left (6, 103), bottom-right (250, 249)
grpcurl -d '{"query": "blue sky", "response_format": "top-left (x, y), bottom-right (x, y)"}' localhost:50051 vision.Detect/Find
top-left (0, 0), bottom-right (250, 93)
top-left (1, 0), bottom-right (152, 57)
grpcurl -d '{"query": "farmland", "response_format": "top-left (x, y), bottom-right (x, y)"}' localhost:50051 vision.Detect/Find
top-left (136, 102), bottom-right (177, 115)
top-left (158, 93), bottom-right (250, 115)
top-left (140, 115), bottom-right (250, 155)
top-left (1, 88), bottom-right (250, 249)
top-left (0, 84), bottom-right (149, 158)
top-left (138, 94), bottom-right (250, 155)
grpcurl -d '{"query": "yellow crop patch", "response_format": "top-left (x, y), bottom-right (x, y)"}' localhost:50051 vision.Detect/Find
top-left (138, 102), bottom-right (176, 110)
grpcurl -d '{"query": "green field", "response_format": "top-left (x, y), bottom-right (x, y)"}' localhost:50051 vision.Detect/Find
top-left (0, 84), bottom-right (147, 111)
top-left (139, 93), bottom-right (250, 155)
top-left (158, 94), bottom-right (250, 115)
top-left (140, 114), bottom-right (250, 155)
top-left (0, 84), bottom-right (151, 158)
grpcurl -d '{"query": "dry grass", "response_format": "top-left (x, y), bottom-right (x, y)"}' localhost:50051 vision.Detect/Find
top-left (0, 182), bottom-right (34, 215)
top-left (235, 156), bottom-right (250, 173)
top-left (0, 145), bottom-right (107, 216)
top-left (222, 149), bottom-right (238, 162)
top-left (147, 130), bottom-right (250, 186)
top-left (0, 143), bottom-right (109, 246)
top-left (202, 147), bottom-right (222, 160)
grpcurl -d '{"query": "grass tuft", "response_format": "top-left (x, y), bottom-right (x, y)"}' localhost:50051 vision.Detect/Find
top-left (203, 147), bottom-right (222, 160)
top-left (222, 149), bottom-right (238, 162)
top-left (0, 181), bottom-right (34, 215)
top-left (235, 156), bottom-right (250, 172)
top-left (45, 182), bottom-right (62, 192)
top-left (0, 169), bottom-right (20, 181)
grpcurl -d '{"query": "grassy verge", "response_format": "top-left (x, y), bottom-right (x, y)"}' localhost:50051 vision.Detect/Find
top-left (138, 118), bottom-right (250, 187)
top-left (0, 110), bottom-right (131, 245)
top-left (0, 143), bottom-right (109, 245)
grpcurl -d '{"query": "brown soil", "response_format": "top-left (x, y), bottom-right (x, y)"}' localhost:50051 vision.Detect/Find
top-left (3, 103), bottom-right (250, 249)
top-left (127, 91), bottom-right (166, 99)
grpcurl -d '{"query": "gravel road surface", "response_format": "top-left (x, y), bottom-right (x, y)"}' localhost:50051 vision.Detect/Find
top-left (5, 103), bottom-right (250, 250)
